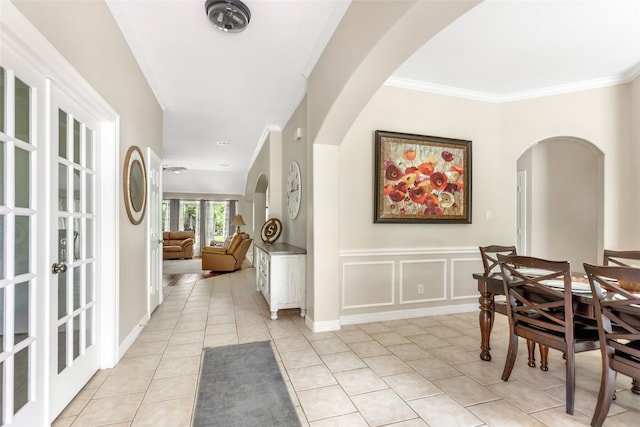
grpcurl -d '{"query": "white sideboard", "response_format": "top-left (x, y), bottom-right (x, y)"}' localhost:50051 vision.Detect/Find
top-left (255, 242), bottom-right (306, 320)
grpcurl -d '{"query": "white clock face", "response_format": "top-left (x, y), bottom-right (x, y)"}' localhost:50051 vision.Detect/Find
top-left (287, 161), bottom-right (301, 219)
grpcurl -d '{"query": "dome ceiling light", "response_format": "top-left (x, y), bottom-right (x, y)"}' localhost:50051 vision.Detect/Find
top-left (205, 0), bottom-right (251, 33)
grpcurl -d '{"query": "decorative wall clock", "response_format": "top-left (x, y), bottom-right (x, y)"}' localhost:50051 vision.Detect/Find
top-left (123, 145), bottom-right (147, 225)
top-left (286, 161), bottom-right (301, 219)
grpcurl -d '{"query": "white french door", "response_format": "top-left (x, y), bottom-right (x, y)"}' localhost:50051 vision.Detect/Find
top-left (1, 3), bottom-right (116, 423)
top-left (48, 87), bottom-right (101, 418)
top-left (0, 60), bottom-right (45, 427)
top-left (147, 148), bottom-right (162, 314)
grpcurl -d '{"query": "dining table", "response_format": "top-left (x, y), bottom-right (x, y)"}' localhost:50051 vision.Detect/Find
top-left (473, 271), bottom-right (640, 394)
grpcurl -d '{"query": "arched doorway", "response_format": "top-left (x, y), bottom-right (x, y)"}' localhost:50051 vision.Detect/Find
top-left (517, 137), bottom-right (604, 271)
top-left (253, 173), bottom-right (269, 233)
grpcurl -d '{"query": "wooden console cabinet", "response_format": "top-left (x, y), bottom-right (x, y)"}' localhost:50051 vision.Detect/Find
top-left (254, 242), bottom-right (306, 320)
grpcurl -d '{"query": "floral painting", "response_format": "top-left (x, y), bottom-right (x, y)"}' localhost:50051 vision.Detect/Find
top-left (374, 130), bottom-right (472, 223)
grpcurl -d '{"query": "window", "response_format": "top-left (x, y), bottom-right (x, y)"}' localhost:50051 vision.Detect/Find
top-left (205, 201), bottom-right (228, 244)
top-left (162, 198), bottom-right (233, 255)
top-left (179, 201), bottom-right (199, 232)
top-left (161, 199), bottom-right (170, 231)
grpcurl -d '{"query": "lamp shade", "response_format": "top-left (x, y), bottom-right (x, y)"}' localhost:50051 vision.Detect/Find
top-left (231, 215), bottom-right (246, 226)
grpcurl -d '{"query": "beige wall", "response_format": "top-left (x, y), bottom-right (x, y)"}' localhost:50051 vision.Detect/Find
top-left (20, 0), bottom-right (638, 335)
top-left (245, 131), bottom-right (271, 236)
top-left (333, 81), bottom-right (636, 321)
top-left (13, 0), bottom-right (163, 345)
top-left (246, 102), bottom-right (312, 249)
top-left (528, 138), bottom-right (601, 269)
top-left (305, 0), bottom-right (479, 328)
top-left (631, 76), bottom-right (640, 244)
top-left (502, 85), bottom-right (633, 248)
top-left (280, 97), bottom-right (308, 248)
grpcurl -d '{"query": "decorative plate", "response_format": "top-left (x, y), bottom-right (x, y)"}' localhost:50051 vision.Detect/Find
top-left (261, 218), bottom-right (282, 244)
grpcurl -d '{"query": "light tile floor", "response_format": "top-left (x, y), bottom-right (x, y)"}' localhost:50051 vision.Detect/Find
top-left (54, 268), bottom-right (639, 426)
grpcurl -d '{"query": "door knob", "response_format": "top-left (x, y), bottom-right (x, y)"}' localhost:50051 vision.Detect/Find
top-left (52, 262), bottom-right (67, 274)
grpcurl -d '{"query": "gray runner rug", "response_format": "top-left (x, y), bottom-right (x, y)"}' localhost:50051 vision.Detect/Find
top-left (193, 341), bottom-right (301, 427)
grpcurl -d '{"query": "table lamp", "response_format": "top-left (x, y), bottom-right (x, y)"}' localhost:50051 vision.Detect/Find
top-left (231, 215), bottom-right (246, 234)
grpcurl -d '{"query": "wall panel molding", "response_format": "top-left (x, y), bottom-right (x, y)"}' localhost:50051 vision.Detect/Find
top-left (399, 259), bottom-right (447, 304)
top-left (339, 247), bottom-right (483, 319)
top-left (340, 246), bottom-right (478, 257)
top-left (451, 257), bottom-right (483, 300)
top-left (342, 261), bottom-right (395, 309)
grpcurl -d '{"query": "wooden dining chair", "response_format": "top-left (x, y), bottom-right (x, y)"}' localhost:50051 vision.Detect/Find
top-left (479, 245), bottom-right (517, 276)
top-left (603, 249), bottom-right (640, 268)
top-left (498, 254), bottom-right (600, 414)
top-left (479, 245), bottom-right (539, 367)
top-left (583, 263), bottom-right (640, 427)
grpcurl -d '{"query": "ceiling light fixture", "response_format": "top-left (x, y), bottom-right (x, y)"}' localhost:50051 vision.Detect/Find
top-left (205, 0), bottom-right (251, 33)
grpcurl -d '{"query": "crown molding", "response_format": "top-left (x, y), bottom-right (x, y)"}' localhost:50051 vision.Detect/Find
top-left (385, 68), bottom-right (640, 104)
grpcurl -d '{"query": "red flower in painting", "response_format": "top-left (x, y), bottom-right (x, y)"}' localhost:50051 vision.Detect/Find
top-left (425, 193), bottom-right (439, 206)
top-left (383, 184), bottom-right (394, 195)
top-left (424, 193), bottom-right (442, 215)
top-left (418, 162), bottom-right (434, 175)
top-left (444, 182), bottom-right (459, 193)
top-left (430, 172), bottom-right (448, 190)
top-left (388, 188), bottom-right (405, 202)
top-left (396, 181), bottom-right (409, 193)
top-left (409, 186), bottom-right (427, 203)
top-left (405, 166), bottom-right (419, 176)
top-left (441, 151), bottom-right (454, 162)
top-left (385, 164), bottom-right (403, 181)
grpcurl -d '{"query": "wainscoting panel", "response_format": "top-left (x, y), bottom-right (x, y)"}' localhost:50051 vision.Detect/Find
top-left (342, 261), bottom-right (394, 309)
top-left (399, 259), bottom-right (446, 304)
top-left (339, 247), bottom-right (480, 322)
top-left (451, 257), bottom-right (483, 300)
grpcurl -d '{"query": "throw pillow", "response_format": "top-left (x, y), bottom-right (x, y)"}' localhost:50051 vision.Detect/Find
top-left (222, 236), bottom-right (234, 249)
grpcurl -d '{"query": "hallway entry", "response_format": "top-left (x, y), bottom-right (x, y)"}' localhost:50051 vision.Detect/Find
top-left (518, 137), bottom-right (603, 269)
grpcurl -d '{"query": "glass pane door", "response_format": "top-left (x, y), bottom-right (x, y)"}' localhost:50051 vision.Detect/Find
top-left (49, 87), bottom-right (100, 417)
top-left (0, 64), bottom-right (41, 425)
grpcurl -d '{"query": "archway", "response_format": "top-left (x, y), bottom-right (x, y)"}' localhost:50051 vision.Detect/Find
top-left (253, 173), bottom-right (269, 236)
top-left (517, 137), bottom-right (604, 271)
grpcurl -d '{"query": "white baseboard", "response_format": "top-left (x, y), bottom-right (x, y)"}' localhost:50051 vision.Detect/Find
top-left (340, 303), bottom-right (478, 326)
top-left (118, 314), bottom-right (148, 360)
top-left (305, 315), bottom-right (341, 333)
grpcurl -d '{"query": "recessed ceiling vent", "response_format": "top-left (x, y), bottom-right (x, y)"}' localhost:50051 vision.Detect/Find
top-left (205, 0), bottom-right (251, 33)
top-left (163, 165), bottom-right (187, 174)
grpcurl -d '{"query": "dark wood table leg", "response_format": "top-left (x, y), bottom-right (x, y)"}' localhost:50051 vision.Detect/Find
top-left (539, 344), bottom-right (549, 371)
top-left (632, 378), bottom-right (640, 394)
top-left (479, 288), bottom-right (493, 361)
top-left (527, 340), bottom-right (536, 368)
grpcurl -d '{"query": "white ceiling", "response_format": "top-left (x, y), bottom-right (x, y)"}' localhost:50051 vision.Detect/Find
top-left (107, 0), bottom-right (640, 195)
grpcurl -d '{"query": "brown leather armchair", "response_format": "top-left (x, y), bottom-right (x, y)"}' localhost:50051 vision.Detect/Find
top-left (201, 233), bottom-right (252, 272)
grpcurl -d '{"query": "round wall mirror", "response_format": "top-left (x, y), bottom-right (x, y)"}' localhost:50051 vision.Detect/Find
top-left (123, 145), bottom-right (147, 224)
